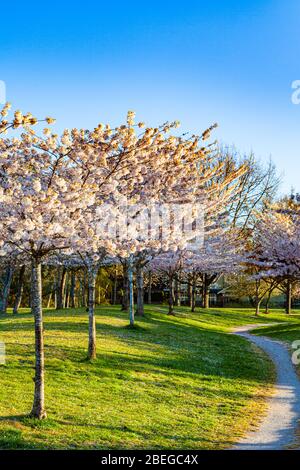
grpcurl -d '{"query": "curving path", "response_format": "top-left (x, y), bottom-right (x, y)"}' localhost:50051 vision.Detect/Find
top-left (232, 324), bottom-right (300, 450)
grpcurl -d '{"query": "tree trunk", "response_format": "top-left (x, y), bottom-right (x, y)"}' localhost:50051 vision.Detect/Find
top-left (69, 270), bottom-right (76, 308)
top-left (30, 257), bottom-right (47, 419)
top-left (47, 292), bottom-right (52, 309)
top-left (81, 270), bottom-right (87, 308)
top-left (285, 280), bottom-right (292, 314)
top-left (264, 285), bottom-right (275, 314)
top-left (128, 261), bottom-right (135, 326)
top-left (191, 277), bottom-right (196, 312)
top-left (264, 293), bottom-right (271, 314)
top-left (204, 291), bottom-right (209, 309)
top-left (136, 264), bottom-right (144, 316)
top-left (121, 262), bottom-right (129, 311)
top-left (53, 280), bottom-right (57, 309)
top-left (13, 265), bottom-right (25, 314)
top-left (97, 285), bottom-right (101, 305)
top-left (168, 275), bottom-right (175, 315)
top-left (112, 267), bottom-right (118, 305)
top-left (174, 276), bottom-right (181, 307)
top-left (63, 271), bottom-right (69, 308)
top-left (254, 280), bottom-right (260, 316)
top-left (87, 266), bottom-right (97, 360)
top-left (202, 276), bottom-right (209, 309)
top-left (188, 276), bottom-right (192, 308)
top-left (0, 264), bottom-right (14, 314)
top-left (147, 271), bottom-right (152, 304)
top-left (56, 267), bottom-right (66, 310)
top-left (64, 279), bottom-right (69, 308)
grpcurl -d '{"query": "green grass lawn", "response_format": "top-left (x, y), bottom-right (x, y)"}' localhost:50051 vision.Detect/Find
top-left (0, 305), bottom-right (299, 450)
top-left (252, 319), bottom-right (300, 375)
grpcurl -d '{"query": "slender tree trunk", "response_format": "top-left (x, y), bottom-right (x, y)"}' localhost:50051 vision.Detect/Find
top-left (69, 270), bottom-right (76, 308)
top-left (264, 284), bottom-right (276, 314)
top-left (66, 288), bottom-right (70, 308)
top-left (121, 262), bottom-right (129, 311)
top-left (47, 292), bottom-right (52, 309)
top-left (191, 277), bottom-right (196, 312)
top-left (204, 291), bottom-right (209, 309)
top-left (63, 272), bottom-right (69, 308)
top-left (112, 267), bottom-right (118, 305)
top-left (264, 292), bottom-right (271, 314)
top-left (81, 271), bottom-right (87, 308)
top-left (128, 260), bottom-right (135, 326)
top-left (13, 265), bottom-right (25, 314)
top-left (53, 280), bottom-right (57, 309)
top-left (30, 257), bottom-right (47, 419)
top-left (77, 285), bottom-right (81, 308)
top-left (254, 280), bottom-right (260, 316)
top-left (202, 276), bottom-right (209, 308)
top-left (0, 264), bottom-right (14, 314)
top-left (56, 267), bottom-right (66, 310)
top-left (285, 280), bottom-right (292, 314)
top-left (147, 271), bottom-right (152, 304)
top-left (188, 276), bottom-right (192, 308)
top-left (174, 275), bottom-right (181, 307)
top-left (87, 266), bottom-right (97, 360)
top-left (168, 275), bottom-right (175, 315)
top-left (136, 264), bottom-right (144, 316)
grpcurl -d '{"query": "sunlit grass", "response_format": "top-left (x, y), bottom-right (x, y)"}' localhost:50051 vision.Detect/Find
top-left (0, 305), bottom-right (296, 449)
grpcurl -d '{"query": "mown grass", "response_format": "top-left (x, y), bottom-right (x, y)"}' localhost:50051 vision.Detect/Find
top-left (252, 318), bottom-right (300, 373)
top-left (0, 305), bottom-right (298, 450)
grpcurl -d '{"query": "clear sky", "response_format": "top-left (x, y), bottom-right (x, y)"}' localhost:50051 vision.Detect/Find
top-left (1, 0), bottom-right (299, 194)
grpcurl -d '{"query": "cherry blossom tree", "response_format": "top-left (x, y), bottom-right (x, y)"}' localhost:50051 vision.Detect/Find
top-left (150, 250), bottom-right (186, 315)
top-left (111, 114), bottom-right (246, 323)
top-left (0, 104), bottom-right (56, 319)
top-left (185, 228), bottom-right (244, 309)
top-left (244, 198), bottom-right (300, 314)
top-left (0, 132), bottom-right (100, 418)
top-left (0, 105), bottom-right (246, 418)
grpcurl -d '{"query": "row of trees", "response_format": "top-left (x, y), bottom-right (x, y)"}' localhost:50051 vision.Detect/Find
top-left (0, 104), bottom-right (246, 419)
top-left (0, 102), bottom-right (299, 420)
top-left (1, 195), bottom-right (299, 318)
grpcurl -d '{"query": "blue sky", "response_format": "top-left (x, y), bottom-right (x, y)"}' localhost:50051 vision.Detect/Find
top-left (1, 0), bottom-right (299, 194)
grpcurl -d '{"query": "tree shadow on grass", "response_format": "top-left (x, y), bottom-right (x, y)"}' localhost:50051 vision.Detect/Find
top-left (0, 415), bottom-right (236, 450)
top-left (0, 415), bottom-right (54, 449)
top-left (0, 429), bottom-right (39, 449)
top-left (1, 308), bottom-right (275, 385)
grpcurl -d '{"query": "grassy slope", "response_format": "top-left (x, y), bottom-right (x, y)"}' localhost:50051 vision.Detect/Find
top-left (252, 319), bottom-right (300, 374)
top-left (0, 305), bottom-right (299, 450)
